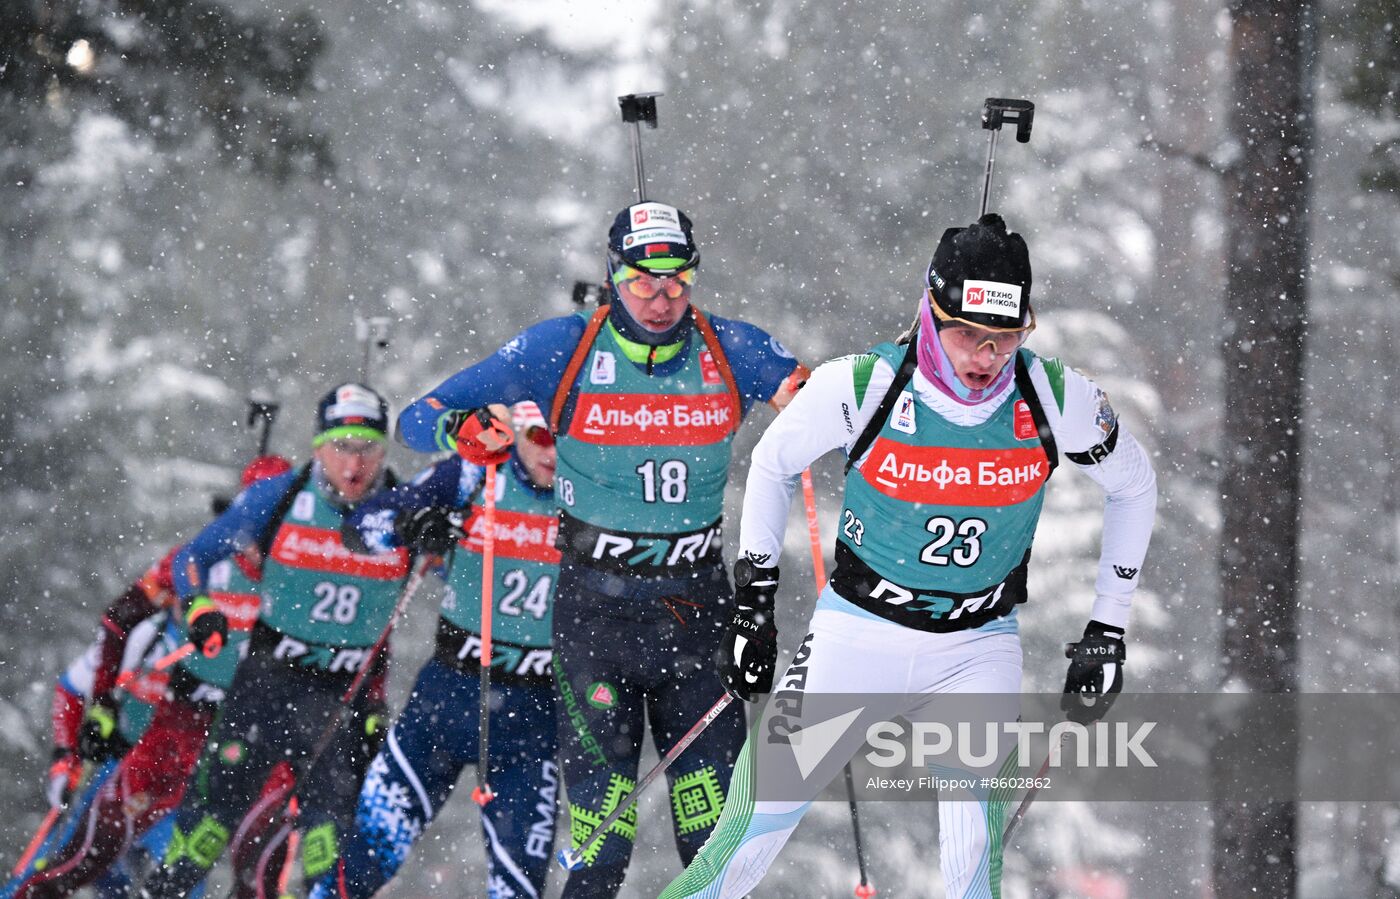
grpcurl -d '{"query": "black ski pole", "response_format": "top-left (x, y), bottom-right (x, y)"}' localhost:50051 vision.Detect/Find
top-left (844, 764), bottom-right (876, 898)
top-left (618, 92), bottom-right (660, 203)
top-left (977, 98), bottom-right (1035, 217)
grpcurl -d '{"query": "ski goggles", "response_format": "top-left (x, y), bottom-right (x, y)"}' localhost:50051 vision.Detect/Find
top-left (927, 287), bottom-right (1035, 357)
top-left (611, 264), bottom-right (696, 300)
top-left (319, 436), bottom-right (386, 457)
top-left (523, 425), bottom-right (554, 448)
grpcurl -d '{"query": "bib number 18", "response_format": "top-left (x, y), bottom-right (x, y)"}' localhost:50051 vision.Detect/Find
top-left (636, 459), bottom-right (688, 503)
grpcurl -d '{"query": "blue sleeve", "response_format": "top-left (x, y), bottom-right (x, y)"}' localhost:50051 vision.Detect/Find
top-left (397, 316), bottom-right (587, 453)
top-left (347, 456), bottom-right (485, 553)
top-left (172, 473), bottom-right (293, 605)
top-left (710, 315), bottom-right (801, 417)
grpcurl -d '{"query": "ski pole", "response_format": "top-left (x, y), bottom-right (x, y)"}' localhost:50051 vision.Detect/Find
top-left (559, 692), bottom-right (735, 871)
top-left (802, 471), bottom-right (875, 898)
top-left (844, 765), bottom-right (876, 899)
top-left (1001, 742), bottom-right (1058, 846)
top-left (11, 808), bottom-right (61, 877)
top-left (471, 462), bottom-right (499, 807)
top-left (800, 469), bottom-right (827, 588)
top-left (289, 554), bottom-right (432, 801)
top-left (617, 93), bottom-right (660, 203)
top-left (977, 98), bottom-right (1035, 217)
top-left (275, 797), bottom-right (300, 899)
top-left (113, 642), bottom-right (197, 692)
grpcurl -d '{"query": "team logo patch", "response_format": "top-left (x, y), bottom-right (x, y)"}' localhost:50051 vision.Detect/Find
top-left (1013, 400), bottom-right (1037, 440)
top-left (962, 279), bottom-right (1022, 318)
top-left (587, 681), bottom-right (617, 710)
top-left (1092, 388), bottom-right (1118, 438)
top-left (220, 741), bottom-right (246, 765)
top-left (892, 392), bottom-right (916, 434)
top-left (590, 351), bottom-right (616, 385)
top-left (700, 351), bottom-right (722, 385)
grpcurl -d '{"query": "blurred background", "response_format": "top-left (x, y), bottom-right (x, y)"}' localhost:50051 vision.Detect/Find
top-left (1, 0), bottom-right (1396, 895)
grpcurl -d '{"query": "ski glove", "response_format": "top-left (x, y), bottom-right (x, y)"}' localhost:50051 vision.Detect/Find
top-left (447, 408), bottom-right (514, 466)
top-left (1060, 620), bottom-right (1126, 724)
top-left (46, 749), bottom-right (83, 808)
top-left (187, 596), bottom-right (229, 659)
top-left (717, 558), bottom-right (780, 702)
top-left (396, 506), bottom-right (463, 556)
top-left (78, 696), bottom-right (130, 763)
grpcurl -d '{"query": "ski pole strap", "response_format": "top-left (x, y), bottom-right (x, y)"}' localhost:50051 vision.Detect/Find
top-left (844, 331), bottom-right (919, 475)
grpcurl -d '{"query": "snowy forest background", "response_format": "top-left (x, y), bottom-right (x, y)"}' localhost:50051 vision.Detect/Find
top-left (1, 0), bottom-right (1397, 896)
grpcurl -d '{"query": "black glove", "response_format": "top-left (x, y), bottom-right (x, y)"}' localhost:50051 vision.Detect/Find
top-left (78, 696), bottom-right (130, 762)
top-left (1060, 620), bottom-right (1126, 724)
top-left (717, 557), bottom-right (780, 702)
top-left (396, 506), bottom-right (463, 555)
top-left (186, 596), bottom-right (229, 659)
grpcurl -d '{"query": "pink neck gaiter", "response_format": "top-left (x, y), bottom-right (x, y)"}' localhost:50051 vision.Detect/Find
top-left (915, 288), bottom-right (1016, 406)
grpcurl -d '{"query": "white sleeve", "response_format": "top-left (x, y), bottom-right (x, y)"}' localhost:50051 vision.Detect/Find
top-left (738, 354), bottom-right (895, 566)
top-left (62, 639), bottom-right (103, 698)
top-left (1031, 359), bottom-right (1158, 631)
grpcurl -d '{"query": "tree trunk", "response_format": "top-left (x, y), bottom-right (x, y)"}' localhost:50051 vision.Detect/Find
top-left (1213, 1), bottom-right (1315, 896)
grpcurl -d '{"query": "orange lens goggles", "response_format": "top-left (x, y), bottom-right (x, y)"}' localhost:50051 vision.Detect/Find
top-left (613, 265), bottom-right (696, 300)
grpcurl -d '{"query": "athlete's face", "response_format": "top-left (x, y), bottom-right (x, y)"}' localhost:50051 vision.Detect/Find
top-left (937, 323), bottom-right (1024, 390)
top-left (516, 425), bottom-right (557, 489)
top-left (315, 438), bottom-right (386, 504)
top-left (615, 265), bottom-right (694, 333)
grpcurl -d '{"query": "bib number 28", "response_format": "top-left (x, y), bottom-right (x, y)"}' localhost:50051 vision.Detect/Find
top-left (311, 582), bottom-right (362, 624)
